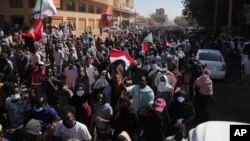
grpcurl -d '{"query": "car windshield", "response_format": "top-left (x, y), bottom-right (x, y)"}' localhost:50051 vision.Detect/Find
top-left (199, 52), bottom-right (222, 61)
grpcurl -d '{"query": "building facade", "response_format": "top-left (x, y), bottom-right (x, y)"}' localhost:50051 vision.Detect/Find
top-left (0, 0), bottom-right (113, 34)
top-left (156, 8), bottom-right (165, 16)
top-left (112, 0), bottom-right (134, 28)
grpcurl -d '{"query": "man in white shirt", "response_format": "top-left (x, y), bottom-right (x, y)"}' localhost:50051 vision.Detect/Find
top-left (64, 64), bottom-right (78, 90)
top-left (86, 58), bottom-right (99, 92)
top-left (54, 106), bottom-right (92, 141)
top-left (29, 51), bottom-right (41, 69)
top-left (54, 46), bottom-right (64, 73)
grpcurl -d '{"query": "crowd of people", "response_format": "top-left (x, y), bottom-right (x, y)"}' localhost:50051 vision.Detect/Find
top-left (0, 24), bottom-right (237, 141)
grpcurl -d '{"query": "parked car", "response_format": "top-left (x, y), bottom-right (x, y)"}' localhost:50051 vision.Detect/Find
top-left (230, 36), bottom-right (249, 50)
top-left (241, 42), bottom-right (250, 61)
top-left (189, 121), bottom-right (249, 141)
top-left (103, 27), bottom-right (123, 34)
top-left (197, 49), bottom-right (226, 79)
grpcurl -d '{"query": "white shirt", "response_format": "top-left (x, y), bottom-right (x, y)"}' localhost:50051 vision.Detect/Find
top-left (86, 64), bottom-right (98, 85)
top-left (242, 58), bottom-right (250, 75)
top-left (64, 66), bottom-right (78, 89)
top-left (29, 53), bottom-right (41, 68)
top-left (165, 136), bottom-right (187, 141)
top-left (54, 121), bottom-right (92, 141)
top-left (54, 50), bottom-right (64, 66)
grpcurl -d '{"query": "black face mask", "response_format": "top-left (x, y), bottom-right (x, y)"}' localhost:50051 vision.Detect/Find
top-left (63, 119), bottom-right (75, 128)
top-left (120, 106), bottom-right (129, 114)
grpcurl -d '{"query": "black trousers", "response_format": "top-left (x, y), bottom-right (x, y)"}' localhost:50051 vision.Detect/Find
top-left (194, 93), bottom-right (211, 124)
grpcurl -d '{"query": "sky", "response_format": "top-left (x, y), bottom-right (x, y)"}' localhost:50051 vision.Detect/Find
top-left (134, 0), bottom-right (183, 21)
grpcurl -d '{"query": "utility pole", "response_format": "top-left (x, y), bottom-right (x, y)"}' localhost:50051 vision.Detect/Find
top-left (120, 3), bottom-right (122, 28)
top-left (228, 0), bottom-right (233, 29)
top-left (213, 0), bottom-right (218, 33)
top-left (134, 10), bottom-right (136, 25)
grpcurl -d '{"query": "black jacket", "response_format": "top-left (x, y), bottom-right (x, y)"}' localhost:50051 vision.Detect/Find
top-left (142, 109), bottom-right (172, 141)
top-left (111, 108), bottom-right (140, 140)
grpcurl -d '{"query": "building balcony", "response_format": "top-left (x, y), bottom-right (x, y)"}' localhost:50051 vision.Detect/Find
top-left (89, 0), bottom-right (111, 6)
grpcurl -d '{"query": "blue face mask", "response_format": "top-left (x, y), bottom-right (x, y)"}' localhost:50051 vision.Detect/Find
top-left (177, 97), bottom-right (185, 103)
top-left (76, 90), bottom-right (85, 97)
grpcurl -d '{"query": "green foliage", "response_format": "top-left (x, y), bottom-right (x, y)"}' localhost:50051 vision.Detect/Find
top-left (151, 14), bottom-right (167, 24)
top-left (173, 16), bottom-right (189, 27)
top-left (183, 0), bottom-right (250, 32)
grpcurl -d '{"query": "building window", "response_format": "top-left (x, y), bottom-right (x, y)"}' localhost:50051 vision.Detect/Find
top-left (9, 0), bottom-right (22, 8)
top-left (88, 5), bottom-right (95, 13)
top-left (96, 6), bottom-right (101, 14)
top-left (29, 0), bottom-right (36, 8)
top-left (67, 0), bottom-right (75, 11)
top-left (79, 3), bottom-right (86, 12)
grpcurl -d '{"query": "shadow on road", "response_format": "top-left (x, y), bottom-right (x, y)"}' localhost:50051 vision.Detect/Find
top-left (208, 67), bottom-right (250, 123)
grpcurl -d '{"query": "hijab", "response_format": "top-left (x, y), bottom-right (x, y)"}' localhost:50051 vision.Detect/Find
top-left (157, 75), bottom-right (173, 92)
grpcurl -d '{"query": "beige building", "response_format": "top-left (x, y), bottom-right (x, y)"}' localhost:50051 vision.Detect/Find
top-left (112, 0), bottom-right (134, 28)
top-left (156, 8), bottom-right (165, 16)
top-left (0, 0), bottom-right (113, 34)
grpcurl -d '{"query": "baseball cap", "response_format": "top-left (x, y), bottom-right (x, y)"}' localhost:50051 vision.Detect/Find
top-left (153, 98), bottom-right (166, 112)
top-left (25, 119), bottom-right (42, 135)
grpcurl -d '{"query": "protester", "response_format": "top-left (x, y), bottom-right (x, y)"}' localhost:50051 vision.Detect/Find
top-left (23, 119), bottom-right (43, 141)
top-left (164, 123), bottom-right (187, 141)
top-left (156, 75), bottom-right (174, 106)
top-left (111, 96), bottom-right (140, 141)
top-left (32, 94), bottom-right (59, 133)
top-left (194, 69), bottom-right (213, 123)
top-left (128, 76), bottom-right (155, 113)
top-left (4, 84), bottom-right (31, 141)
top-left (91, 93), bottom-right (113, 141)
top-left (141, 98), bottom-right (171, 141)
top-left (110, 74), bottom-right (127, 111)
top-left (168, 90), bottom-right (195, 126)
top-left (54, 105), bottom-right (92, 141)
top-left (69, 83), bottom-right (92, 128)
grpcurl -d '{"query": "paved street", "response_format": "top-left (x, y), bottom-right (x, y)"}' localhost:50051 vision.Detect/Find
top-left (208, 67), bottom-right (250, 123)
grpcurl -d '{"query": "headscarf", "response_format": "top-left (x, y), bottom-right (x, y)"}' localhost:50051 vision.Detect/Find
top-left (93, 74), bottom-right (109, 89)
top-left (157, 75), bottom-right (173, 92)
top-left (195, 69), bottom-right (213, 95)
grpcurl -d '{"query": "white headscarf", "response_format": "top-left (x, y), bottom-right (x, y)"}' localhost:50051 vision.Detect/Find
top-left (157, 75), bottom-right (173, 92)
top-left (93, 75), bottom-right (109, 89)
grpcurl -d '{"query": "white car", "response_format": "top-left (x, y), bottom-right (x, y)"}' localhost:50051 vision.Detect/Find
top-left (103, 27), bottom-right (123, 34)
top-left (189, 121), bottom-right (249, 141)
top-left (230, 36), bottom-right (249, 50)
top-left (241, 42), bottom-right (250, 61)
top-left (197, 49), bottom-right (226, 79)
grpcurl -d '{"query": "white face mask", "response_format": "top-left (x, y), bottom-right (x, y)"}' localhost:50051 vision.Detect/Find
top-left (136, 64), bottom-right (142, 69)
top-left (159, 81), bottom-right (166, 86)
top-left (34, 106), bottom-right (44, 112)
top-left (177, 97), bottom-right (185, 103)
top-left (76, 90), bottom-right (85, 97)
top-left (11, 93), bottom-right (21, 101)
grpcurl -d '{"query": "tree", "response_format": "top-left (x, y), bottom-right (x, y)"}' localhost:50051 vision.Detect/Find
top-left (151, 14), bottom-right (168, 25)
top-left (174, 16), bottom-right (189, 27)
top-left (182, 0), bottom-right (250, 33)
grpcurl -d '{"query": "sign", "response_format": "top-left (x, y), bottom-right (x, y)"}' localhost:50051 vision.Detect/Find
top-left (53, 0), bottom-right (61, 9)
top-left (230, 125), bottom-right (250, 141)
